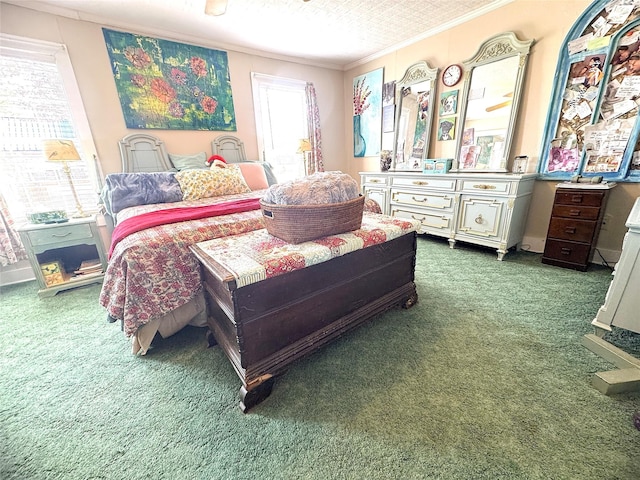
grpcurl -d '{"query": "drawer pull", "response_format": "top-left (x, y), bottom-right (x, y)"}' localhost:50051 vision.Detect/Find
top-left (570, 194), bottom-right (583, 203)
top-left (411, 196), bottom-right (427, 203)
top-left (411, 214), bottom-right (426, 222)
top-left (412, 181), bottom-right (429, 186)
top-left (51, 232), bottom-right (72, 238)
top-left (561, 247), bottom-right (572, 255)
top-left (472, 184), bottom-right (496, 190)
top-left (369, 179), bottom-right (381, 183)
top-left (569, 209), bottom-right (581, 216)
top-left (475, 214), bottom-right (484, 225)
top-left (564, 227), bottom-right (576, 234)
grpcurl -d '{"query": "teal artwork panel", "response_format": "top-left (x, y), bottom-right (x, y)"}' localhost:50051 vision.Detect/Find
top-left (103, 28), bottom-right (236, 131)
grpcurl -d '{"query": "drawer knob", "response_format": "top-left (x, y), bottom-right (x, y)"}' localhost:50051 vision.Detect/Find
top-left (475, 214), bottom-right (484, 225)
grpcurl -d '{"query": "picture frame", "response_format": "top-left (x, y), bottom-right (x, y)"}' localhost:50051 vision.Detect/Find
top-left (438, 117), bottom-right (456, 141)
top-left (439, 90), bottom-right (458, 116)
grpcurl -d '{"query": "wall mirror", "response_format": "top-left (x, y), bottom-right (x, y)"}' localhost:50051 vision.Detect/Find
top-left (453, 32), bottom-right (534, 172)
top-left (392, 61), bottom-right (438, 171)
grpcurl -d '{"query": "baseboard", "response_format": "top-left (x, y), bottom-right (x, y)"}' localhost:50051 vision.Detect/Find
top-left (0, 260), bottom-right (35, 287)
top-left (521, 235), bottom-right (621, 267)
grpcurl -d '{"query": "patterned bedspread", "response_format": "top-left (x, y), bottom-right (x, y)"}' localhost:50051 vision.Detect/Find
top-left (99, 190), bottom-right (266, 337)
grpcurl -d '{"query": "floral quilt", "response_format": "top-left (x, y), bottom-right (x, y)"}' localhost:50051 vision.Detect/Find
top-left (194, 215), bottom-right (420, 288)
top-left (99, 190), bottom-right (265, 337)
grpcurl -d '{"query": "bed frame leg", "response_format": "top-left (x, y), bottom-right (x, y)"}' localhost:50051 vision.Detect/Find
top-left (239, 376), bottom-right (276, 413)
top-left (206, 329), bottom-right (218, 348)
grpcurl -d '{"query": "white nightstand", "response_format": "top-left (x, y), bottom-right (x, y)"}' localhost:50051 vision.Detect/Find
top-left (17, 216), bottom-right (108, 297)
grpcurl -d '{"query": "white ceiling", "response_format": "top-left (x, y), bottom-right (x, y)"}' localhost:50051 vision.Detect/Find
top-left (3, 0), bottom-right (514, 69)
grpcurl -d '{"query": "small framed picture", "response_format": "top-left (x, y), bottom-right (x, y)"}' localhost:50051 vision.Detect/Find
top-left (439, 90), bottom-right (458, 116)
top-left (438, 117), bottom-right (456, 141)
top-left (512, 155), bottom-right (529, 173)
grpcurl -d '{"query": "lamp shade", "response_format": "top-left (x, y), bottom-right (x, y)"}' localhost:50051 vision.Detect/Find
top-left (43, 139), bottom-right (81, 162)
top-left (297, 139), bottom-right (312, 153)
top-left (204, 0), bottom-right (227, 16)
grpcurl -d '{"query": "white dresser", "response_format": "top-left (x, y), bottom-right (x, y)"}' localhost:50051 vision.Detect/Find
top-left (360, 171), bottom-right (536, 260)
top-left (592, 196), bottom-right (640, 335)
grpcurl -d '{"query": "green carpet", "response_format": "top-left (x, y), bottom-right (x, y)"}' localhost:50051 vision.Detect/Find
top-left (1, 236), bottom-right (638, 479)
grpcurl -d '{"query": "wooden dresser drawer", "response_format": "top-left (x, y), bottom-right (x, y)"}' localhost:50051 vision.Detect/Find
top-left (543, 239), bottom-right (592, 266)
top-left (391, 176), bottom-right (456, 191)
top-left (554, 190), bottom-right (605, 207)
top-left (391, 206), bottom-right (454, 234)
top-left (391, 190), bottom-right (455, 210)
top-left (547, 217), bottom-right (597, 243)
top-left (551, 204), bottom-right (601, 220)
top-left (27, 223), bottom-right (93, 247)
top-left (362, 174), bottom-right (388, 186)
top-left (458, 179), bottom-right (511, 195)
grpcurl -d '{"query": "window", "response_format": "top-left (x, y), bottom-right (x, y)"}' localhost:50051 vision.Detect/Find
top-left (0, 34), bottom-right (99, 220)
top-left (251, 73), bottom-right (308, 183)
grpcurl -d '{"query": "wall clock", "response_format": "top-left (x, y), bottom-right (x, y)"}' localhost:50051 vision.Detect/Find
top-left (442, 64), bottom-right (462, 87)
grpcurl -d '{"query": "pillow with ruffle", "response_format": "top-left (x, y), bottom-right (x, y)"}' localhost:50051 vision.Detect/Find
top-left (168, 152), bottom-right (208, 171)
top-left (175, 165), bottom-right (251, 200)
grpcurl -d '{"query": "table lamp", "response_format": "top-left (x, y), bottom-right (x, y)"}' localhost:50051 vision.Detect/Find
top-left (43, 139), bottom-right (87, 218)
top-left (297, 139), bottom-right (312, 175)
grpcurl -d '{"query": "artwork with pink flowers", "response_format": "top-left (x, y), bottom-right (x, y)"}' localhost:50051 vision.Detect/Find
top-left (103, 29), bottom-right (236, 131)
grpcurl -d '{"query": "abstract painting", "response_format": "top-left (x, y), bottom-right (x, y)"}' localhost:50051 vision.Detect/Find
top-left (103, 29), bottom-right (236, 131)
top-left (353, 68), bottom-right (383, 157)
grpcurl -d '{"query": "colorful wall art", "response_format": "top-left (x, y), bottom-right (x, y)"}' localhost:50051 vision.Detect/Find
top-left (353, 68), bottom-right (383, 157)
top-left (103, 29), bottom-right (236, 131)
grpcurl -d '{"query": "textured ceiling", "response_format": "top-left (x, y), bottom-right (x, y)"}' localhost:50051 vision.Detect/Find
top-left (3, 0), bottom-right (514, 69)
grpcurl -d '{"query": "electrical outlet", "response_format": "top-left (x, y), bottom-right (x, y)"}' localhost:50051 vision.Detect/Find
top-left (601, 213), bottom-right (613, 231)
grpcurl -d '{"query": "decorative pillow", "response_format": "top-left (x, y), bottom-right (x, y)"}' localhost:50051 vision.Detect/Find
top-left (102, 172), bottom-right (183, 215)
top-left (175, 165), bottom-right (251, 200)
top-left (238, 162), bottom-right (269, 191)
top-left (168, 152), bottom-right (208, 171)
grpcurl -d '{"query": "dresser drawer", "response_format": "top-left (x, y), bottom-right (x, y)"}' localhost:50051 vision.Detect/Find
top-left (547, 217), bottom-right (596, 243)
top-left (391, 189), bottom-right (454, 210)
top-left (361, 174), bottom-right (388, 186)
top-left (391, 176), bottom-right (455, 191)
top-left (458, 179), bottom-right (511, 195)
top-left (391, 206), bottom-right (454, 234)
top-left (27, 223), bottom-right (93, 247)
top-left (551, 204), bottom-right (601, 220)
top-left (554, 190), bottom-right (605, 207)
top-left (543, 239), bottom-right (592, 265)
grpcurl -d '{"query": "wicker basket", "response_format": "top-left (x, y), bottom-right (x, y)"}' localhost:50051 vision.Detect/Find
top-left (260, 195), bottom-right (365, 244)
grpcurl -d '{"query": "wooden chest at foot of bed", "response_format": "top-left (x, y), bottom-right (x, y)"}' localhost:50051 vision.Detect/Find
top-left (190, 229), bottom-right (418, 412)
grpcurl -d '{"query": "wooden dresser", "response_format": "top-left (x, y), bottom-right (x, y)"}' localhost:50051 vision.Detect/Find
top-left (360, 172), bottom-right (536, 260)
top-left (541, 183), bottom-right (615, 271)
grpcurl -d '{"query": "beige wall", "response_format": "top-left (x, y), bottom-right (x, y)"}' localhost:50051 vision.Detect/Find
top-left (2, 0), bottom-right (640, 260)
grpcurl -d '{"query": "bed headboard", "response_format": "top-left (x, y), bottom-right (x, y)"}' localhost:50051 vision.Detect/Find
top-left (119, 133), bottom-right (173, 173)
top-left (211, 135), bottom-right (247, 163)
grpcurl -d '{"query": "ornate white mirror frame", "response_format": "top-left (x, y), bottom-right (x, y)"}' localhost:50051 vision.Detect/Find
top-left (392, 61), bottom-right (438, 171)
top-left (453, 32), bottom-right (534, 172)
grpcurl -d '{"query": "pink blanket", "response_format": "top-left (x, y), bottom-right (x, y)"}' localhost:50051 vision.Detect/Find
top-left (108, 197), bottom-right (262, 257)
